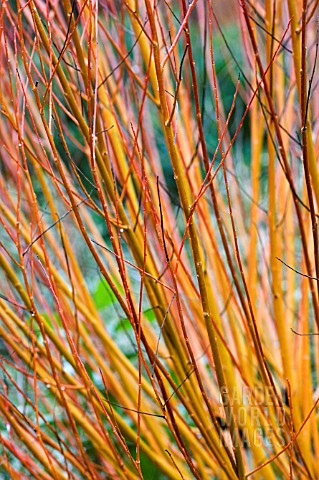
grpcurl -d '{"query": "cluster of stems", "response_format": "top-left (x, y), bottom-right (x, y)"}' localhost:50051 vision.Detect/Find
top-left (0, 0), bottom-right (319, 478)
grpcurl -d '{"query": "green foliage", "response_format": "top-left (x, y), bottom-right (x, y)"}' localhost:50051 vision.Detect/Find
top-left (1, 1), bottom-right (319, 479)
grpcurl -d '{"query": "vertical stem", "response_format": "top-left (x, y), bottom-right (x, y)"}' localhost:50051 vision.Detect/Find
top-left (301, 0), bottom-right (319, 313)
top-left (144, 1), bottom-right (245, 477)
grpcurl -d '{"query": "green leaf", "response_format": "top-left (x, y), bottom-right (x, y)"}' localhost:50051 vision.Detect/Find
top-left (115, 317), bottom-right (131, 332)
top-left (93, 278), bottom-right (120, 310)
top-left (143, 307), bottom-right (157, 323)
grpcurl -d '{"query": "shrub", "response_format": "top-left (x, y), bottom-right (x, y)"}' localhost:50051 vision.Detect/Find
top-left (0, 1), bottom-right (319, 478)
